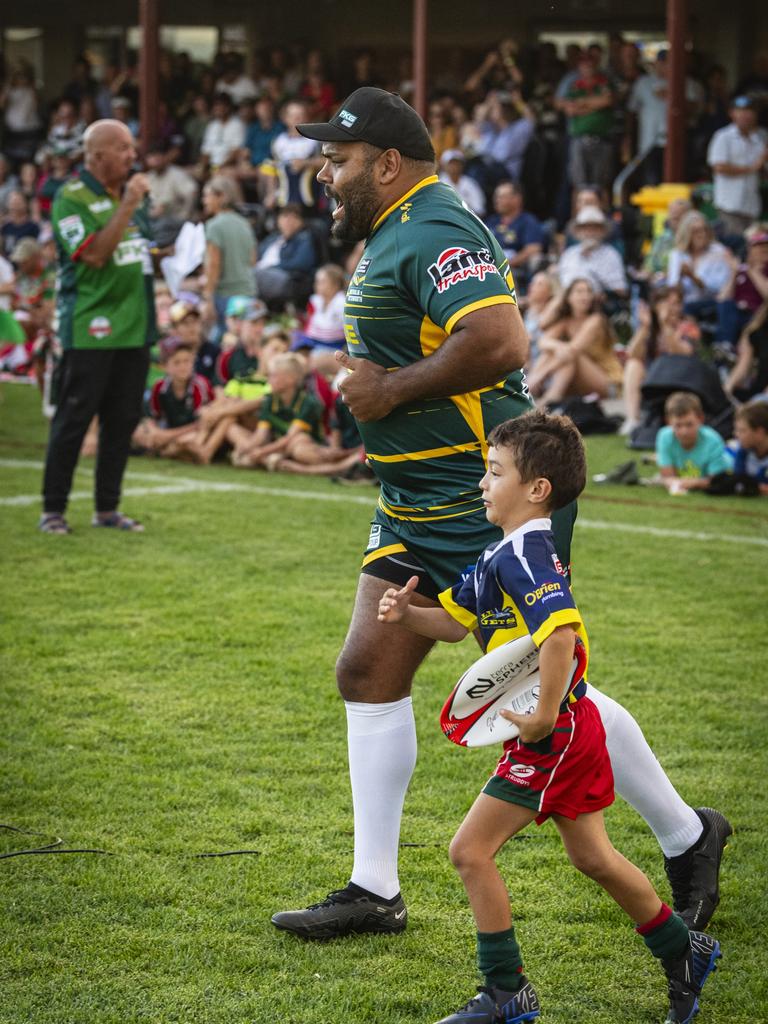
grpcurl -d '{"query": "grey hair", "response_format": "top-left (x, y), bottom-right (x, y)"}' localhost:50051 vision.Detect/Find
top-left (205, 175), bottom-right (239, 207)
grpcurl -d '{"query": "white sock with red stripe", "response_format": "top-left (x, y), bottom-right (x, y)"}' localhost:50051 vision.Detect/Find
top-left (346, 696), bottom-right (417, 900)
top-left (586, 684), bottom-right (703, 857)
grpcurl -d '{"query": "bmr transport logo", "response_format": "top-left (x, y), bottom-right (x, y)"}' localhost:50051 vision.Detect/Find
top-left (426, 247), bottom-right (500, 293)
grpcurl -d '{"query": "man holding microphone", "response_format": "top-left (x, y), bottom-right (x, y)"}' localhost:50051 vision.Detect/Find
top-left (40, 119), bottom-right (157, 534)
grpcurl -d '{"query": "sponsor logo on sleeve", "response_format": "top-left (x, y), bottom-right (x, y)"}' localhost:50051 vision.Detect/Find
top-left (427, 246), bottom-right (500, 293)
top-left (524, 582), bottom-right (563, 606)
top-left (480, 606), bottom-right (518, 629)
top-left (58, 214), bottom-right (86, 248)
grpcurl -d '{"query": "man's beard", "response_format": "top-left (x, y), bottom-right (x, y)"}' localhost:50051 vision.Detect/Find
top-left (326, 166), bottom-right (379, 242)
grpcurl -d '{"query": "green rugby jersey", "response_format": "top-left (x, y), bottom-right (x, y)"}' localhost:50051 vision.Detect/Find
top-left (345, 175), bottom-right (532, 523)
top-left (52, 170), bottom-right (157, 350)
top-left (257, 387), bottom-right (325, 442)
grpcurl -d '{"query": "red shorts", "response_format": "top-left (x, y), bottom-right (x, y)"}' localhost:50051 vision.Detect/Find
top-left (482, 696), bottom-right (614, 824)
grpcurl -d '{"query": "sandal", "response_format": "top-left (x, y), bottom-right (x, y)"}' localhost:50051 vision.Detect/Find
top-left (91, 512), bottom-right (145, 532)
top-left (38, 513), bottom-right (72, 535)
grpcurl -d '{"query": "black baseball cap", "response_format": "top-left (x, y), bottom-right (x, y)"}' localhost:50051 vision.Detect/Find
top-left (297, 87), bottom-right (435, 161)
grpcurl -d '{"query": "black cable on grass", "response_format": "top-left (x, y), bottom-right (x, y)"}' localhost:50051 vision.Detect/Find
top-left (0, 824), bottom-right (112, 860)
top-left (193, 850), bottom-right (261, 857)
top-left (0, 824), bottom-right (260, 860)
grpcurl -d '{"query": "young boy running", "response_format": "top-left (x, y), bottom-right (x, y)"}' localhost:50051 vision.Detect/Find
top-left (378, 410), bottom-right (721, 1024)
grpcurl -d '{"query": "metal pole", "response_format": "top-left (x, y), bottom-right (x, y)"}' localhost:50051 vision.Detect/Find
top-left (664, 0), bottom-right (688, 182)
top-left (138, 0), bottom-right (159, 152)
top-left (412, 0), bottom-right (428, 118)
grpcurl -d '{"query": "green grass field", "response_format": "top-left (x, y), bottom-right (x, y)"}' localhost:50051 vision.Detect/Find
top-left (1, 380), bottom-right (766, 1024)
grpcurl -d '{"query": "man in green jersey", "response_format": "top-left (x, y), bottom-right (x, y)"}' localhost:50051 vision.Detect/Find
top-left (40, 120), bottom-right (157, 533)
top-left (271, 90), bottom-right (730, 941)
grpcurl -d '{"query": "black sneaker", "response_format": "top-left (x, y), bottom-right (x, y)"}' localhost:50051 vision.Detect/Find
top-left (434, 979), bottom-right (540, 1024)
top-left (662, 930), bottom-right (721, 1024)
top-left (664, 808), bottom-right (732, 929)
top-left (592, 460), bottom-right (640, 485)
top-left (270, 884), bottom-right (407, 939)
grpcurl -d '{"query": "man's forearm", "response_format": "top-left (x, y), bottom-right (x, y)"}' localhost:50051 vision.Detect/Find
top-left (401, 605), bottom-right (468, 643)
top-left (712, 162), bottom-right (755, 177)
top-left (81, 199), bottom-right (138, 267)
top-left (383, 311), bottom-right (528, 408)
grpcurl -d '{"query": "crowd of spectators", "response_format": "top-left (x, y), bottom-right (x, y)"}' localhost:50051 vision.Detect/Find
top-left (1, 36), bottom-right (768, 490)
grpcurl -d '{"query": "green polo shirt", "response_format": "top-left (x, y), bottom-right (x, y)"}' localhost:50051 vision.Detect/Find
top-left (257, 387), bottom-right (324, 442)
top-left (52, 169), bottom-right (157, 350)
top-left (344, 176), bottom-right (532, 523)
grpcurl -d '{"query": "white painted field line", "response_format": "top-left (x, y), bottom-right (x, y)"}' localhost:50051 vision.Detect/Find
top-left (2, 461), bottom-right (767, 547)
top-left (576, 517), bottom-right (768, 548)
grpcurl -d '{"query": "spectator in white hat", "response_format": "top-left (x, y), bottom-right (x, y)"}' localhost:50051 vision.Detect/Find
top-left (557, 206), bottom-right (628, 296)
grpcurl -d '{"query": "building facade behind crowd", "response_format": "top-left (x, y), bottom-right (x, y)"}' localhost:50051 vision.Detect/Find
top-left (1, 37), bottom-right (767, 446)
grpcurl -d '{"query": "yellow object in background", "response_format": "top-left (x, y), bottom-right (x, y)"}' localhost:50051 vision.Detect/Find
top-left (630, 183), bottom-right (693, 238)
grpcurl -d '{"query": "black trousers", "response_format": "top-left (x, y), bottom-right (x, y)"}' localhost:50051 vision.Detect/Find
top-left (42, 346), bottom-right (150, 515)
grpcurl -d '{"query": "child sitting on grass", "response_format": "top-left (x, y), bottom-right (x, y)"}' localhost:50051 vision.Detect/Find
top-left (232, 353), bottom-right (360, 475)
top-left (730, 400), bottom-right (768, 494)
top-left (167, 297), bottom-right (219, 383)
top-left (181, 298), bottom-right (275, 464)
top-left (377, 410), bottom-right (721, 1024)
top-left (133, 338), bottom-right (214, 458)
top-left (655, 391), bottom-right (731, 494)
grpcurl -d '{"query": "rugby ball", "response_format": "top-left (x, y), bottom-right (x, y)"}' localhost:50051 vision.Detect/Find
top-left (440, 635), bottom-right (587, 748)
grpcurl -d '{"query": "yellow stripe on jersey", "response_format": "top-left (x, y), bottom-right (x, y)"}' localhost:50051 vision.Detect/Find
top-left (451, 391), bottom-right (488, 457)
top-left (419, 314), bottom-right (447, 358)
top-left (371, 175), bottom-right (440, 234)
top-left (438, 587), bottom-right (478, 632)
top-left (361, 542), bottom-right (409, 568)
top-left (378, 496), bottom-right (484, 522)
top-left (367, 440), bottom-right (483, 463)
top-left (531, 608), bottom-right (583, 650)
top-left (380, 494), bottom-right (482, 514)
top-left (293, 419), bottom-right (312, 432)
top-left (444, 294), bottom-right (516, 336)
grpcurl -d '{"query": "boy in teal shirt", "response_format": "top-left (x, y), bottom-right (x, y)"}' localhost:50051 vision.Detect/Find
top-left (656, 392), bottom-right (731, 493)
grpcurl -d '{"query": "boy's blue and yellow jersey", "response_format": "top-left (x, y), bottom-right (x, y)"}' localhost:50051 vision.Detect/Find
top-left (439, 517), bottom-right (588, 676)
top-left (345, 176), bottom-right (532, 524)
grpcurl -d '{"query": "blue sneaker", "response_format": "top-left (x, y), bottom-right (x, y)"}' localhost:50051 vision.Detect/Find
top-left (662, 930), bottom-right (721, 1024)
top-left (434, 979), bottom-right (540, 1024)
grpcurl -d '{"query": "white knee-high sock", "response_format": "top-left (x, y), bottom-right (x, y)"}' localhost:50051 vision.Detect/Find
top-left (587, 684), bottom-right (703, 857)
top-left (346, 697), bottom-right (417, 899)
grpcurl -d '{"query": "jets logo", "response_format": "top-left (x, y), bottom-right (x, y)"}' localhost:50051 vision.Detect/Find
top-left (426, 247), bottom-right (500, 293)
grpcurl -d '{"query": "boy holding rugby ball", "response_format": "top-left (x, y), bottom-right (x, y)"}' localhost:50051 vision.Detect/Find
top-left (378, 410), bottom-right (720, 1024)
